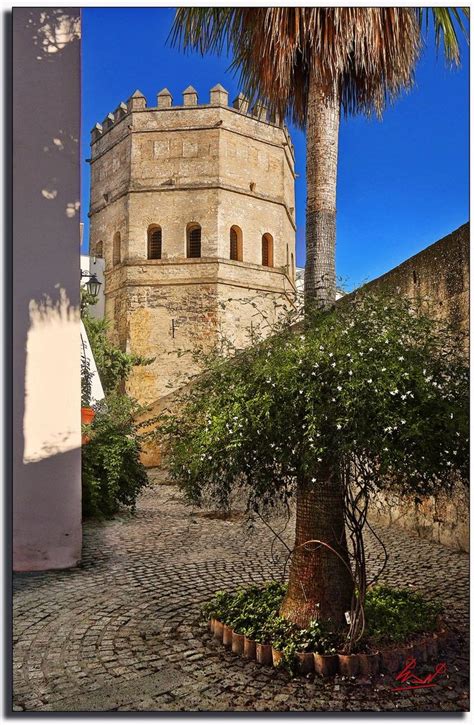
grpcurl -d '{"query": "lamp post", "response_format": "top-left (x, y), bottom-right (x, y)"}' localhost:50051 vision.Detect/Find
top-left (80, 270), bottom-right (102, 298)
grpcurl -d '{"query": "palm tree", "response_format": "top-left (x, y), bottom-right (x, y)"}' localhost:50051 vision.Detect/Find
top-left (171, 8), bottom-right (468, 628)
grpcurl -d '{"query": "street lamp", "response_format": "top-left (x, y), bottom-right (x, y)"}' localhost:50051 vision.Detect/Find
top-left (81, 270), bottom-right (102, 298)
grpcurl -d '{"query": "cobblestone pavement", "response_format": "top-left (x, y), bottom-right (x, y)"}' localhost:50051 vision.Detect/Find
top-left (13, 481), bottom-right (469, 713)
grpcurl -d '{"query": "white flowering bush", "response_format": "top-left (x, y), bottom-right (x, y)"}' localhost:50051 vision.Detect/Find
top-left (157, 293), bottom-right (468, 511)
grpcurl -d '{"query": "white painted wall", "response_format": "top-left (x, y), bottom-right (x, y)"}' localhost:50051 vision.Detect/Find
top-left (80, 321), bottom-right (105, 405)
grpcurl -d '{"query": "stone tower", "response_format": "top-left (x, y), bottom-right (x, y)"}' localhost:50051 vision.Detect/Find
top-left (88, 84), bottom-right (297, 406)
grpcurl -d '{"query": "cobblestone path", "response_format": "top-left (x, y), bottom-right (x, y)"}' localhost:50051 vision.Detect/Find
top-left (13, 482), bottom-right (469, 712)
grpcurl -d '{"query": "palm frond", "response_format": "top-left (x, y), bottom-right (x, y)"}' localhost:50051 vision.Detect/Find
top-left (170, 8), bottom-right (466, 128)
top-left (417, 7), bottom-right (469, 65)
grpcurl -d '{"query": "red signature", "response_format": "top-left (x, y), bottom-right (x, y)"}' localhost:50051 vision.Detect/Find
top-left (392, 658), bottom-right (447, 691)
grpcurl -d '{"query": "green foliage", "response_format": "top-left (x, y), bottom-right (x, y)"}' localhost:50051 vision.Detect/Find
top-left (81, 353), bottom-right (93, 407)
top-left (364, 585), bottom-right (443, 644)
top-left (202, 581), bottom-right (443, 668)
top-left (82, 313), bottom-right (153, 394)
top-left (202, 582), bottom-right (286, 641)
top-left (81, 394), bottom-right (149, 518)
top-left (157, 293), bottom-right (468, 513)
top-left (80, 286), bottom-right (99, 315)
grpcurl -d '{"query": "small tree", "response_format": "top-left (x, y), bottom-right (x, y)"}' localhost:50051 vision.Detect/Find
top-left (156, 294), bottom-right (468, 629)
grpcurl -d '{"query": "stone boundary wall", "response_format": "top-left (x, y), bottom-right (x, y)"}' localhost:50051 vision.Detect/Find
top-left (360, 223), bottom-right (469, 552)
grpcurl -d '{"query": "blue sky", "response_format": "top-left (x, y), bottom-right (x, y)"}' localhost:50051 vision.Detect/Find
top-left (81, 8), bottom-right (469, 290)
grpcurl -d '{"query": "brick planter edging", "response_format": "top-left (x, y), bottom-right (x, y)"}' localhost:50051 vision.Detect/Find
top-left (209, 618), bottom-right (452, 678)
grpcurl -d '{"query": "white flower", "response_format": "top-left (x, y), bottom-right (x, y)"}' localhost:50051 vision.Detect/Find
top-left (367, 379), bottom-right (372, 384)
top-left (381, 367), bottom-right (386, 372)
top-left (337, 386), bottom-right (342, 392)
top-left (383, 447), bottom-right (389, 452)
top-left (398, 356), bottom-right (404, 361)
top-left (390, 389), bottom-right (398, 396)
top-left (319, 345), bottom-right (324, 351)
top-left (317, 457), bottom-right (322, 463)
top-left (401, 394), bottom-right (407, 401)
top-left (400, 419), bottom-right (406, 425)
top-left (311, 477), bottom-right (316, 483)
top-left (336, 424), bottom-right (342, 430)
top-left (369, 347), bottom-right (374, 352)
top-left (329, 352), bottom-right (333, 357)
top-left (299, 389), bottom-right (303, 394)
top-left (331, 362), bottom-right (336, 368)
top-left (349, 370), bottom-right (353, 376)
top-left (331, 398), bottom-right (336, 402)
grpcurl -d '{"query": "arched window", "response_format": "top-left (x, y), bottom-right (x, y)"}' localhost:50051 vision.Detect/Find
top-left (230, 226), bottom-right (243, 261)
top-left (187, 223), bottom-right (201, 258)
top-left (262, 233), bottom-right (274, 267)
top-left (94, 240), bottom-right (103, 258)
top-left (113, 232), bottom-right (121, 266)
top-left (148, 225), bottom-right (162, 259)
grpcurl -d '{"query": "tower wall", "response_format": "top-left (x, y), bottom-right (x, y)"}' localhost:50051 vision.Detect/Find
top-left (89, 86), bottom-right (297, 408)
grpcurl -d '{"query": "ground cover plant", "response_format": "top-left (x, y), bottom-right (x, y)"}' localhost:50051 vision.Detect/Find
top-left (157, 292), bottom-right (468, 649)
top-left (202, 581), bottom-right (443, 672)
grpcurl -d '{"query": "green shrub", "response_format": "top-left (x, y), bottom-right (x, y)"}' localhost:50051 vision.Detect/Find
top-left (82, 394), bottom-right (149, 518)
top-left (364, 584), bottom-right (442, 644)
top-left (81, 353), bottom-right (93, 407)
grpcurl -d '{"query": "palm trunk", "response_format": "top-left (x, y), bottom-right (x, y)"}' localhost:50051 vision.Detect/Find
top-left (280, 73), bottom-right (353, 629)
top-left (304, 75), bottom-right (340, 312)
top-left (280, 468), bottom-right (353, 628)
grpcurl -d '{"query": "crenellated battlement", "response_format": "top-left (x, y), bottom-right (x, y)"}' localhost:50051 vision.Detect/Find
top-left (90, 84), bottom-right (293, 151)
